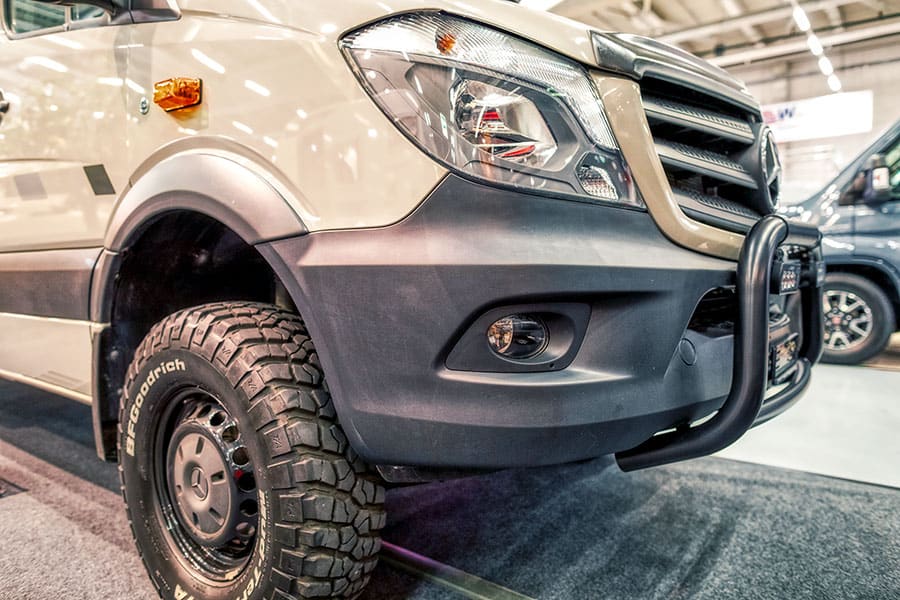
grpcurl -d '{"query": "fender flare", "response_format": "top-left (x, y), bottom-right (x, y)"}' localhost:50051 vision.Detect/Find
top-left (91, 139), bottom-right (311, 322)
top-left (106, 141), bottom-right (310, 250)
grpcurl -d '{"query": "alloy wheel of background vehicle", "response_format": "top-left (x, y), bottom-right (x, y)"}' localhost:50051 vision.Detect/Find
top-left (118, 302), bottom-right (385, 600)
top-left (821, 273), bottom-right (895, 365)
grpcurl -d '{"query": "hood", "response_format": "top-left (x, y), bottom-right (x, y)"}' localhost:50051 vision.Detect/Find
top-left (185, 1), bottom-right (745, 101)
top-left (592, 32), bottom-right (758, 111)
top-left (180, 0), bottom-right (599, 66)
top-left (789, 117), bottom-right (900, 216)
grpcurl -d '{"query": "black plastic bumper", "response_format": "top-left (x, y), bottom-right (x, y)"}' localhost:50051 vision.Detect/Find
top-left (616, 215), bottom-right (823, 471)
top-left (258, 176), bottom-right (822, 470)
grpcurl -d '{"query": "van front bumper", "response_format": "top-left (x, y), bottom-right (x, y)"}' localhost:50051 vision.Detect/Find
top-left (258, 175), bottom-right (823, 471)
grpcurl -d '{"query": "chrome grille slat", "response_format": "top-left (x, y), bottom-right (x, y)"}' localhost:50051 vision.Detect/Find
top-left (640, 74), bottom-right (771, 229)
top-left (643, 95), bottom-right (754, 143)
top-left (656, 141), bottom-right (758, 189)
top-left (673, 187), bottom-right (757, 234)
top-left (673, 187), bottom-right (758, 218)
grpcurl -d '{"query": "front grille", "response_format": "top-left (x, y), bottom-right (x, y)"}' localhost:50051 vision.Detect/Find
top-left (641, 76), bottom-right (769, 232)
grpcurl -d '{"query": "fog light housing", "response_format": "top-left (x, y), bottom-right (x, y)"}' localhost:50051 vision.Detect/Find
top-left (486, 315), bottom-right (548, 359)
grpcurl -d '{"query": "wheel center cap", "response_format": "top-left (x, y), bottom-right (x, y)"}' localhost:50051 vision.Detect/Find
top-left (190, 466), bottom-right (209, 500)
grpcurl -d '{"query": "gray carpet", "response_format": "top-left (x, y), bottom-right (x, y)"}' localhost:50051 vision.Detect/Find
top-left (2, 382), bottom-right (898, 599)
top-left (361, 457), bottom-right (900, 600)
top-left (0, 381), bottom-right (120, 492)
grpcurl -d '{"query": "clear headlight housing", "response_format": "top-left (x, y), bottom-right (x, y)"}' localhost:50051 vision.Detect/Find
top-left (341, 12), bottom-right (642, 208)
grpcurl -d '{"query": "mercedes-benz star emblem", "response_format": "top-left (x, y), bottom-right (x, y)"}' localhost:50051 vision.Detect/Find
top-left (190, 467), bottom-right (209, 500)
top-left (760, 127), bottom-right (782, 210)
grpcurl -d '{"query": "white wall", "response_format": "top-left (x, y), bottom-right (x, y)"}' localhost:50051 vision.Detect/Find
top-left (728, 36), bottom-right (900, 203)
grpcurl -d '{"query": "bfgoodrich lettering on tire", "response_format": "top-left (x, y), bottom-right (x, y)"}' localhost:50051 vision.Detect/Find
top-left (118, 302), bottom-right (385, 599)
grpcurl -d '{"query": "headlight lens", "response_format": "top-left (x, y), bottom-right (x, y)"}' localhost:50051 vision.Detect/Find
top-left (341, 13), bottom-right (642, 208)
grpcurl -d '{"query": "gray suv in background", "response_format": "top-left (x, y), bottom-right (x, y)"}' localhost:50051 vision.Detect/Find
top-left (784, 120), bottom-right (900, 364)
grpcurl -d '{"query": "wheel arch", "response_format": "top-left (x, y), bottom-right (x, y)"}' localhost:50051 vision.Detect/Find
top-left (90, 141), bottom-right (314, 460)
top-left (825, 258), bottom-right (900, 330)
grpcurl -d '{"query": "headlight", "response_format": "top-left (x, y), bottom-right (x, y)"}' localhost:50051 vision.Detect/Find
top-left (341, 12), bottom-right (642, 208)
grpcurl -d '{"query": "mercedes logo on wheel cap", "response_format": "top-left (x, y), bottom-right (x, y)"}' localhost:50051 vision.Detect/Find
top-left (190, 467), bottom-right (209, 500)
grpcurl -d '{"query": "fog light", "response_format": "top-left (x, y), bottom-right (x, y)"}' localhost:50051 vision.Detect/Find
top-left (486, 315), bottom-right (548, 359)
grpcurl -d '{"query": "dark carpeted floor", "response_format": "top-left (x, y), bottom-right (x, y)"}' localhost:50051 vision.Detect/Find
top-left (362, 456), bottom-right (900, 600)
top-left (2, 382), bottom-right (897, 600)
top-left (0, 381), bottom-right (121, 492)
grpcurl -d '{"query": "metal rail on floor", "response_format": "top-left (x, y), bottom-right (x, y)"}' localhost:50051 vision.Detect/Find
top-left (380, 541), bottom-right (535, 600)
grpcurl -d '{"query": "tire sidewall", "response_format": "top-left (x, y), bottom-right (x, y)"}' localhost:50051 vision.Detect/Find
top-left (822, 275), bottom-right (895, 364)
top-left (120, 349), bottom-right (274, 600)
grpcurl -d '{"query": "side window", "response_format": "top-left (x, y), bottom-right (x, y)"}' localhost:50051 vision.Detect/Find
top-left (4, 1), bottom-right (108, 35)
top-left (839, 135), bottom-right (900, 204)
top-left (5, 0), bottom-right (65, 34)
top-left (71, 4), bottom-right (105, 21)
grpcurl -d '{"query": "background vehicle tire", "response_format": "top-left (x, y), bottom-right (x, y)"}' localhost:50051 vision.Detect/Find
top-left (118, 302), bottom-right (385, 600)
top-left (821, 273), bottom-right (895, 365)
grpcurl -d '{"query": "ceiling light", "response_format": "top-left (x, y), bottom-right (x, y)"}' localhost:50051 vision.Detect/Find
top-left (792, 6), bottom-right (811, 32)
top-left (818, 56), bottom-right (834, 76)
top-left (807, 34), bottom-right (824, 56)
top-left (827, 74), bottom-right (842, 92)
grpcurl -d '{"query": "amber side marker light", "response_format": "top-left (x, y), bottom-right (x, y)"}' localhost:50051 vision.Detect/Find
top-left (435, 31), bottom-right (457, 55)
top-left (153, 77), bottom-right (202, 112)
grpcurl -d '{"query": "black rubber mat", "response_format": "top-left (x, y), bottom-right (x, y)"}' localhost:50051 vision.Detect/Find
top-left (362, 456), bottom-right (900, 600)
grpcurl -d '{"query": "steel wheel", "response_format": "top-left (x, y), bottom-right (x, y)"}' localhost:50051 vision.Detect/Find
top-left (155, 389), bottom-right (258, 581)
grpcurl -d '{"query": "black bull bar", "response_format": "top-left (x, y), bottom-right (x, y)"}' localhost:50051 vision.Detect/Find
top-left (617, 215), bottom-right (824, 471)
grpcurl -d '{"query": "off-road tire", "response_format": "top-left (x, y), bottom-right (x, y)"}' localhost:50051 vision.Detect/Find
top-left (118, 302), bottom-right (385, 600)
top-left (821, 273), bottom-right (895, 365)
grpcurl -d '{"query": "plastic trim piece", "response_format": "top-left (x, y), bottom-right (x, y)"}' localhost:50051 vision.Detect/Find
top-left (656, 141), bottom-right (758, 189)
top-left (616, 215), bottom-right (823, 471)
top-left (0, 247), bottom-right (101, 319)
top-left (105, 150), bottom-right (307, 252)
top-left (642, 95), bottom-right (754, 143)
top-left (595, 75), bottom-right (745, 260)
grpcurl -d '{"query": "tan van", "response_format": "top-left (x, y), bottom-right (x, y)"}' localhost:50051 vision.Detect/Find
top-left (0, 1), bottom-right (824, 598)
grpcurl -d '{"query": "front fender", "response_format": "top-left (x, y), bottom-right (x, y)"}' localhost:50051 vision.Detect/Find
top-left (825, 255), bottom-right (900, 300)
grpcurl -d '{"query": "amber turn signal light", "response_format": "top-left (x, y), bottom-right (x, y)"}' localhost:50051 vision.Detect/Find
top-left (153, 77), bottom-right (202, 112)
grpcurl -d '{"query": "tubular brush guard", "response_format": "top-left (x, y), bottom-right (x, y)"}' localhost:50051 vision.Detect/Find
top-left (616, 215), bottom-right (823, 471)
